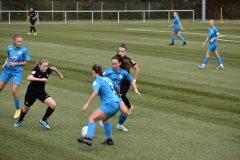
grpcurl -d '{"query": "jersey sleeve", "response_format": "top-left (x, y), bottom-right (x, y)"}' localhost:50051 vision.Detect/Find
top-left (103, 69), bottom-right (109, 77)
top-left (24, 48), bottom-right (30, 61)
top-left (30, 69), bottom-right (37, 76)
top-left (215, 28), bottom-right (220, 36)
top-left (130, 59), bottom-right (137, 67)
top-left (92, 80), bottom-right (101, 91)
top-left (124, 70), bottom-right (133, 83)
top-left (47, 67), bottom-right (53, 74)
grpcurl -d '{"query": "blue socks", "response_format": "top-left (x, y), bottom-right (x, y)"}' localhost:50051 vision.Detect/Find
top-left (171, 35), bottom-right (175, 44)
top-left (14, 98), bottom-right (20, 110)
top-left (178, 35), bottom-right (185, 43)
top-left (103, 121), bottom-right (112, 139)
top-left (203, 57), bottom-right (210, 65)
top-left (118, 114), bottom-right (127, 125)
top-left (86, 122), bottom-right (96, 139)
top-left (217, 57), bottom-right (223, 65)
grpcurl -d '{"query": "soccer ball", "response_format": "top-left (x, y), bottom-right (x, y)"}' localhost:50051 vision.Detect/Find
top-left (81, 126), bottom-right (88, 137)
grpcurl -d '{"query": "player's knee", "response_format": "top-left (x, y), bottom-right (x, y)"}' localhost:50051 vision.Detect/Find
top-left (11, 90), bottom-right (18, 96)
top-left (49, 102), bottom-right (57, 109)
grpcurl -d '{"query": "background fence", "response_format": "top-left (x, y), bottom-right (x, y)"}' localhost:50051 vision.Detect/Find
top-left (0, 0), bottom-right (239, 22)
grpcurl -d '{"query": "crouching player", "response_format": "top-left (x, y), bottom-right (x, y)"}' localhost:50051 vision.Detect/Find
top-left (14, 58), bottom-right (64, 129)
top-left (77, 64), bottom-right (129, 146)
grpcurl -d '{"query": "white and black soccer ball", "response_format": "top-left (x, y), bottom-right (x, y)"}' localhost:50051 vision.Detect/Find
top-left (81, 126), bottom-right (88, 137)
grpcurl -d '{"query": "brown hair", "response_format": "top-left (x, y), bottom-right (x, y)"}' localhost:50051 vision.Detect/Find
top-left (33, 58), bottom-right (48, 70)
top-left (13, 34), bottom-right (22, 40)
top-left (92, 64), bottom-right (103, 76)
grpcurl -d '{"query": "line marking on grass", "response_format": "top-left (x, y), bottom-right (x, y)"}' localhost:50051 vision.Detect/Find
top-left (125, 28), bottom-right (240, 42)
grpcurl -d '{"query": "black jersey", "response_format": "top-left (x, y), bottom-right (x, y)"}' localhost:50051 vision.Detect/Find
top-left (27, 67), bottom-right (53, 93)
top-left (28, 11), bottom-right (37, 20)
top-left (121, 56), bottom-right (137, 73)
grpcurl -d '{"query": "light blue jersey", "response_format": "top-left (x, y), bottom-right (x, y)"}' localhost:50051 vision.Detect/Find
top-left (173, 16), bottom-right (180, 30)
top-left (208, 26), bottom-right (219, 46)
top-left (103, 67), bottom-right (133, 88)
top-left (6, 44), bottom-right (30, 72)
top-left (92, 76), bottom-right (120, 104)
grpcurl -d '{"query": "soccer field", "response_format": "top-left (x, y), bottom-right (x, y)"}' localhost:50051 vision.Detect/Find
top-left (0, 21), bottom-right (240, 160)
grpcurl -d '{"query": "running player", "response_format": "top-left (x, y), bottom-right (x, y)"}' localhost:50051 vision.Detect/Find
top-left (168, 11), bottom-right (187, 46)
top-left (198, 19), bottom-right (224, 69)
top-left (0, 34), bottom-right (30, 118)
top-left (26, 8), bottom-right (38, 35)
top-left (103, 56), bottom-right (141, 132)
top-left (77, 64), bottom-right (128, 146)
top-left (13, 58), bottom-right (64, 129)
top-left (117, 43), bottom-right (140, 114)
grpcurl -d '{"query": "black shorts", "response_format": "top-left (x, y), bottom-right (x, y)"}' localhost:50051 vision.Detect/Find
top-left (30, 19), bottom-right (36, 25)
top-left (120, 79), bottom-right (131, 95)
top-left (24, 90), bottom-right (50, 107)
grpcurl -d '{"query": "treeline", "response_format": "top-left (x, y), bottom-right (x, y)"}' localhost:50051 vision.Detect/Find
top-left (0, 0), bottom-right (239, 19)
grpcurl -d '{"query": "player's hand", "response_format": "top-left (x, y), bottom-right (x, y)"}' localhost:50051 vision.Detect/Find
top-left (135, 89), bottom-right (141, 96)
top-left (82, 104), bottom-right (88, 112)
top-left (2, 63), bottom-right (6, 69)
top-left (10, 62), bottom-right (16, 67)
top-left (41, 78), bottom-right (48, 82)
top-left (210, 39), bottom-right (215, 43)
top-left (59, 74), bottom-right (64, 80)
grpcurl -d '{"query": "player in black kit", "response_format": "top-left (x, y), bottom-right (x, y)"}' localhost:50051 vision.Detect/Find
top-left (117, 43), bottom-right (140, 115)
top-left (14, 58), bottom-right (64, 130)
top-left (26, 8), bottom-right (38, 35)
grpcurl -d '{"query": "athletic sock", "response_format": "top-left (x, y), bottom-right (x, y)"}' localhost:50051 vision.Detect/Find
top-left (118, 114), bottom-right (127, 125)
top-left (42, 106), bottom-right (54, 121)
top-left (171, 35), bottom-right (175, 44)
top-left (33, 26), bottom-right (36, 32)
top-left (86, 122), bottom-right (96, 139)
top-left (30, 26), bottom-right (33, 33)
top-left (203, 57), bottom-right (210, 65)
top-left (103, 121), bottom-right (112, 139)
top-left (217, 57), bottom-right (223, 65)
top-left (18, 110), bottom-right (27, 122)
top-left (14, 98), bottom-right (20, 110)
top-left (179, 35), bottom-right (185, 42)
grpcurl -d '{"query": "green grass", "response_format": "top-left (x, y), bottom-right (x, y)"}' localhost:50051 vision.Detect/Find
top-left (0, 21), bottom-right (240, 160)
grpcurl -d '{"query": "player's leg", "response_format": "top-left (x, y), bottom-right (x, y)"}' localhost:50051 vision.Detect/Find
top-left (14, 91), bottom-right (36, 128)
top-left (117, 101), bottom-right (129, 132)
top-left (101, 119), bottom-right (114, 145)
top-left (78, 108), bottom-right (108, 146)
top-left (0, 81), bottom-right (7, 92)
top-left (177, 32), bottom-right (186, 45)
top-left (169, 32), bottom-right (175, 45)
top-left (120, 80), bottom-right (131, 109)
top-left (198, 49), bottom-right (211, 69)
top-left (213, 49), bottom-right (224, 69)
top-left (0, 69), bottom-right (11, 92)
top-left (12, 73), bottom-right (23, 118)
top-left (39, 95), bottom-right (56, 129)
top-left (31, 20), bottom-right (37, 35)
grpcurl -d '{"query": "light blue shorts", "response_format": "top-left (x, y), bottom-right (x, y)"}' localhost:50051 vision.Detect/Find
top-left (99, 102), bottom-right (120, 117)
top-left (208, 44), bottom-right (217, 52)
top-left (0, 68), bottom-right (23, 85)
top-left (173, 28), bottom-right (180, 33)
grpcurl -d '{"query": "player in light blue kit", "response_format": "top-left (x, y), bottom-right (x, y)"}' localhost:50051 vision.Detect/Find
top-left (198, 19), bottom-right (224, 69)
top-left (102, 56), bottom-right (141, 132)
top-left (168, 12), bottom-right (186, 46)
top-left (77, 64), bottom-right (129, 146)
top-left (0, 34), bottom-right (30, 118)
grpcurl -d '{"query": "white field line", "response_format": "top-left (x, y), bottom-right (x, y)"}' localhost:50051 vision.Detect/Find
top-left (125, 28), bottom-right (240, 42)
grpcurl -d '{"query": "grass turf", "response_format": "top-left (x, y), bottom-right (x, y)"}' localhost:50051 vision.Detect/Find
top-left (0, 21), bottom-right (240, 160)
